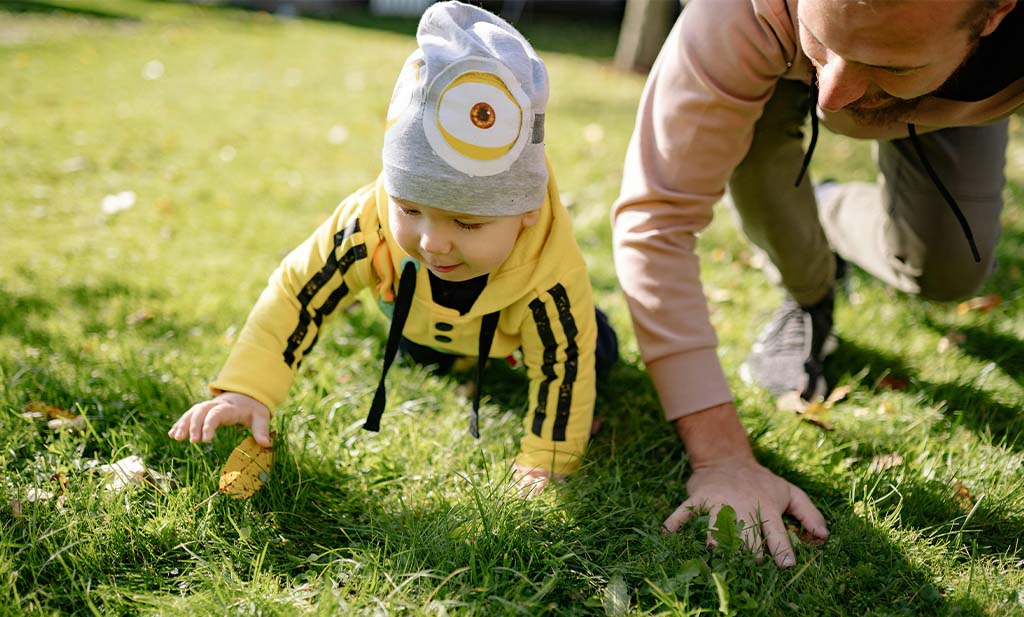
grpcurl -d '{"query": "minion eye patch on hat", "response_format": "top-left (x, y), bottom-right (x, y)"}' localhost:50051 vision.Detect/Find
top-left (381, 0), bottom-right (549, 218)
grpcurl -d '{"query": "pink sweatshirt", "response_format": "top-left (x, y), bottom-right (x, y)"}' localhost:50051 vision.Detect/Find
top-left (612, 0), bottom-right (1024, 420)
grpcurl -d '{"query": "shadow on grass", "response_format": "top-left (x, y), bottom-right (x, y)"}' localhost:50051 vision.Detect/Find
top-left (823, 340), bottom-right (1024, 557)
top-left (827, 338), bottom-right (1023, 453)
top-left (0, 0), bottom-right (136, 19)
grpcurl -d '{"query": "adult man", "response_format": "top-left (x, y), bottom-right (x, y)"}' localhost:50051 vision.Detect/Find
top-left (612, 0), bottom-right (1020, 567)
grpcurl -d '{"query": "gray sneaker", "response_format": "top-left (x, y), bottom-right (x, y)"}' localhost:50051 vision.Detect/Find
top-left (740, 290), bottom-right (838, 400)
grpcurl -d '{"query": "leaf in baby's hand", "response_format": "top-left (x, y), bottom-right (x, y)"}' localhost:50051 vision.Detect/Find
top-left (956, 294), bottom-right (1001, 316)
top-left (219, 435), bottom-right (274, 499)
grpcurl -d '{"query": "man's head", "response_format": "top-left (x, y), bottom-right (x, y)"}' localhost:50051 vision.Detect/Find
top-left (382, 1), bottom-right (548, 221)
top-left (797, 0), bottom-right (1017, 124)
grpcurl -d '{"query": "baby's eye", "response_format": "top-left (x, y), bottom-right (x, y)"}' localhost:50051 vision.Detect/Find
top-left (455, 220), bottom-right (483, 230)
top-left (399, 206), bottom-right (420, 216)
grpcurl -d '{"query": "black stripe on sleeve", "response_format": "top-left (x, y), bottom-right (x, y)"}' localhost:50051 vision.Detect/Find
top-left (528, 296), bottom-right (557, 437)
top-left (548, 284), bottom-right (578, 442)
top-left (282, 218), bottom-right (366, 367)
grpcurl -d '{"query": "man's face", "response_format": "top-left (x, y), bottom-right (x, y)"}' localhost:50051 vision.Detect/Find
top-left (797, 0), bottom-right (986, 124)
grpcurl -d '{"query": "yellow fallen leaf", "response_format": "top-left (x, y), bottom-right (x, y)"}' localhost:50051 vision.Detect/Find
top-left (952, 479), bottom-right (973, 508)
top-left (23, 401), bottom-right (76, 420)
top-left (824, 385), bottom-right (853, 406)
top-left (956, 294), bottom-right (1002, 316)
top-left (219, 435), bottom-right (274, 499)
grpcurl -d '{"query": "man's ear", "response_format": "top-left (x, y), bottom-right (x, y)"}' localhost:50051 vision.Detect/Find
top-left (521, 208), bottom-right (540, 229)
top-left (980, 0), bottom-right (1016, 37)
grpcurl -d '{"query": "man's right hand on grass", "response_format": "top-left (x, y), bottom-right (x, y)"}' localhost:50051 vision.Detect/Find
top-left (663, 401), bottom-right (829, 567)
top-left (167, 391), bottom-right (272, 447)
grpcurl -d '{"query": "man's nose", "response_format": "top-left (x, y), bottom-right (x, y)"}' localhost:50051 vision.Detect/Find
top-left (816, 55), bottom-right (869, 112)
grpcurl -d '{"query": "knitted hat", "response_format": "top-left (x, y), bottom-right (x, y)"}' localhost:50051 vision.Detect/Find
top-left (382, 1), bottom-right (549, 216)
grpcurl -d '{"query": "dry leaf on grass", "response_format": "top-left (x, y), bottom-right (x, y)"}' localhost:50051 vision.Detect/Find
top-left (590, 415), bottom-right (605, 436)
top-left (867, 452), bottom-right (904, 474)
top-left (878, 376), bottom-right (910, 390)
top-left (956, 294), bottom-right (1001, 316)
top-left (952, 479), bottom-right (973, 508)
top-left (95, 455), bottom-right (173, 492)
top-left (936, 331), bottom-right (966, 353)
top-left (219, 435), bottom-right (275, 499)
top-left (22, 402), bottom-right (87, 432)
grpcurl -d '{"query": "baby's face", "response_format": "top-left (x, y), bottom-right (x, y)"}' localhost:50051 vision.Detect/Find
top-left (389, 197), bottom-right (539, 282)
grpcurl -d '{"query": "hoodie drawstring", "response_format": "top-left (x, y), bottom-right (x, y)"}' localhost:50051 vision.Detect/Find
top-left (794, 82), bottom-right (820, 188)
top-left (364, 257), bottom-right (500, 438)
top-left (794, 84), bottom-right (980, 263)
top-left (907, 123), bottom-right (981, 263)
top-left (364, 258), bottom-right (418, 432)
top-left (471, 312), bottom-right (500, 438)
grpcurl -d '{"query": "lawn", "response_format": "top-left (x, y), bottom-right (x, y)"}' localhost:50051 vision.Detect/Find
top-left (1, 1), bottom-right (1022, 615)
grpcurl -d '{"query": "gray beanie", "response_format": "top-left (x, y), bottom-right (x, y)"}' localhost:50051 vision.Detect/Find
top-left (382, 1), bottom-right (549, 216)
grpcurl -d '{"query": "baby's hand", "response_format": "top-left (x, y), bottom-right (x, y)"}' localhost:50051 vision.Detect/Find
top-left (512, 463), bottom-right (563, 498)
top-left (167, 391), bottom-right (271, 447)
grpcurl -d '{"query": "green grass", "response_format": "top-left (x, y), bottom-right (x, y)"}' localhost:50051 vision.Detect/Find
top-left (2, 1), bottom-right (1023, 615)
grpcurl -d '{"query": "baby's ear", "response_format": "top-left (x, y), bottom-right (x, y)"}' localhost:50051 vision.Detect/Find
top-left (521, 208), bottom-right (541, 229)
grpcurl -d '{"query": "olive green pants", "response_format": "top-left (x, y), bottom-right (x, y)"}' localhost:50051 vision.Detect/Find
top-left (728, 79), bottom-right (1007, 306)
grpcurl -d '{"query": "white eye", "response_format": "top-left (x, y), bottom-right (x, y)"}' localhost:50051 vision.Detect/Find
top-left (386, 55), bottom-right (422, 128)
top-left (421, 63), bottom-right (534, 177)
top-left (437, 81), bottom-right (521, 149)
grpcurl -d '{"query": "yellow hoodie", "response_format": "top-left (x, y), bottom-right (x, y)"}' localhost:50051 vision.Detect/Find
top-left (212, 172), bottom-right (596, 475)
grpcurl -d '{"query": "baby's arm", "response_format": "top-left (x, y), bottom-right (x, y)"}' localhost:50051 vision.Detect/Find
top-left (515, 272), bottom-right (599, 488)
top-left (168, 391), bottom-right (272, 447)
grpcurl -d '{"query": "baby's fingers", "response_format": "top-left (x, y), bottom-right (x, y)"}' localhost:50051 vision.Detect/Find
top-left (168, 402), bottom-right (213, 441)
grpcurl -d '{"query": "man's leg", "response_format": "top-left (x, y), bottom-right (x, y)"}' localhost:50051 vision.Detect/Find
top-left (818, 121), bottom-right (1007, 301)
top-left (728, 79), bottom-right (836, 306)
top-left (729, 80), bottom-right (838, 399)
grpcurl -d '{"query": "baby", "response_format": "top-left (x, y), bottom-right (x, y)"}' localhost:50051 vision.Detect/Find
top-left (168, 0), bottom-right (617, 490)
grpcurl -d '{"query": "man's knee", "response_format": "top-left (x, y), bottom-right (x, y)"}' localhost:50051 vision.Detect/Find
top-left (916, 257), bottom-right (995, 302)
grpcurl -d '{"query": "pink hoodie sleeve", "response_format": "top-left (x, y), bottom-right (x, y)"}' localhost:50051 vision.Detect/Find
top-left (612, 0), bottom-right (798, 420)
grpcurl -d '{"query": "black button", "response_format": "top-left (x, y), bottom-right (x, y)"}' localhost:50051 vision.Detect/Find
top-left (435, 322), bottom-right (454, 331)
top-left (434, 335), bottom-right (452, 343)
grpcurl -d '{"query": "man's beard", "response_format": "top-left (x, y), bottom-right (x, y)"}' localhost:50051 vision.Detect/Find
top-left (824, 38), bottom-right (980, 126)
top-left (844, 93), bottom-right (927, 126)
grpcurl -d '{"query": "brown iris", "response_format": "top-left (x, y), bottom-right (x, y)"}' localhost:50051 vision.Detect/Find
top-left (469, 102), bottom-right (495, 129)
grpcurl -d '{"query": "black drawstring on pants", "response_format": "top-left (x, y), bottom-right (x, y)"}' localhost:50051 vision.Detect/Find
top-left (364, 259), bottom-right (418, 432)
top-left (907, 124), bottom-right (981, 263)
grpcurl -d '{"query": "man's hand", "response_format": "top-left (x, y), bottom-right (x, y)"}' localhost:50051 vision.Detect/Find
top-left (664, 455), bottom-right (828, 567)
top-left (666, 401), bottom-right (828, 567)
top-left (167, 391), bottom-right (272, 447)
